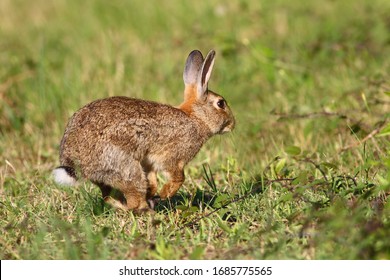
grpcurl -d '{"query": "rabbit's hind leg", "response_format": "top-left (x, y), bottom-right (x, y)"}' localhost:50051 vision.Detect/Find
top-left (117, 165), bottom-right (150, 212)
top-left (122, 185), bottom-right (150, 213)
top-left (94, 181), bottom-right (128, 211)
top-left (92, 159), bottom-right (151, 212)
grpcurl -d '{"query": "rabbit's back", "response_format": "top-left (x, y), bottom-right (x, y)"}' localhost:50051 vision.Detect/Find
top-left (60, 96), bottom-right (208, 179)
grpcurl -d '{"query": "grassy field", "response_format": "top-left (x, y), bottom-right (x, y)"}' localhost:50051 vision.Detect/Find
top-left (1, 0), bottom-right (390, 259)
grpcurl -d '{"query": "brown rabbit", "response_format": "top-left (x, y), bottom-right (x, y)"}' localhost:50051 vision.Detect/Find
top-left (53, 50), bottom-right (235, 212)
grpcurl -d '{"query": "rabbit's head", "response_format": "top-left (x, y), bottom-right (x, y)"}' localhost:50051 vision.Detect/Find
top-left (179, 50), bottom-right (235, 135)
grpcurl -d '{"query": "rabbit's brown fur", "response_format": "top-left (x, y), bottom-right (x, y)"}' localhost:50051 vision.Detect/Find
top-left (53, 50), bottom-right (235, 212)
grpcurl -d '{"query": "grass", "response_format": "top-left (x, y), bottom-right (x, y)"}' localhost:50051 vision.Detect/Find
top-left (1, 0), bottom-right (390, 259)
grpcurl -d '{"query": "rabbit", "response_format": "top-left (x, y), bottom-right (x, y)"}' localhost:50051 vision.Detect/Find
top-left (52, 49), bottom-right (235, 212)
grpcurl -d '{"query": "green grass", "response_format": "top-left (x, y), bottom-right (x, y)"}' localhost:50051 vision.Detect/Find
top-left (1, 0), bottom-right (390, 259)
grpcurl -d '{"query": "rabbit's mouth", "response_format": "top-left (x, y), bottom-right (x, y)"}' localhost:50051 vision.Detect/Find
top-left (220, 120), bottom-right (235, 134)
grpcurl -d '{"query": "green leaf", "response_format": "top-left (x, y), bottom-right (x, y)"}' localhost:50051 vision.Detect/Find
top-left (182, 211), bottom-right (194, 218)
top-left (285, 146), bottom-right (301, 156)
top-left (278, 192), bottom-right (293, 203)
top-left (320, 162), bottom-right (338, 171)
top-left (216, 214), bottom-right (232, 234)
top-left (293, 170), bottom-right (309, 185)
top-left (377, 123), bottom-right (390, 137)
top-left (213, 193), bottom-right (230, 208)
top-left (275, 158), bottom-right (286, 174)
top-left (179, 206), bottom-right (200, 218)
top-left (175, 205), bottom-right (187, 211)
top-left (188, 206), bottom-right (199, 213)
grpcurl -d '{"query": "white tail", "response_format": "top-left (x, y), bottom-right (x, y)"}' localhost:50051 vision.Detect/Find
top-left (52, 167), bottom-right (77, 186)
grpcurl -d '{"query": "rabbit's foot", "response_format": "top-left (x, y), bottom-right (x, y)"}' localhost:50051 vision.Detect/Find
top-left (147, 195), bottom-right (161, 210)
top-left (159, 170), bottom-right (184, 199)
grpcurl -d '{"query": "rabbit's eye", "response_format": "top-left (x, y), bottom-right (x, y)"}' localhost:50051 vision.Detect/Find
top-left (217, 99), bottom-right (226, 109)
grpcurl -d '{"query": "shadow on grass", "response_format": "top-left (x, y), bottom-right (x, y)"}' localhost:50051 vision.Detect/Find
top-left (87, 180), bottom-right (267, 219)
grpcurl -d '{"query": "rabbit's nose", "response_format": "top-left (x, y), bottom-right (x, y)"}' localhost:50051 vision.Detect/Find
top-left (221, 118), bottom-right (235, 134)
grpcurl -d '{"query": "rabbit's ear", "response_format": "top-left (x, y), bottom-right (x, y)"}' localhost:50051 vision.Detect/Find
top-left (183, 50), bottom-right (204, 86)
top-left (197, 50), bottom-right (216, 100)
